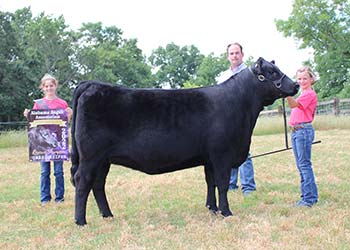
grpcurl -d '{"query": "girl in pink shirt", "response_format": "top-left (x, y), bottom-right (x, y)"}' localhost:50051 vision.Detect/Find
top-left (24, 74), bottom-right (72, 204)
top-left (286, 66), bottom-right (318, 207)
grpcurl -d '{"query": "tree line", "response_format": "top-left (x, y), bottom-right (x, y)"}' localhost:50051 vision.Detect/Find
top-left (1, 0), bottom-right (349, 122)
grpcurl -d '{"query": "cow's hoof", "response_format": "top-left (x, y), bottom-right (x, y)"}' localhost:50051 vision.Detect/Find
top-left (75, 219), bottom-right (87, 226)
top-left (221, 210), bottom-right (233, 217)
top-left (206, 204), bottom-right (218, 214)
top-left (102, 216), bottom-right (114, 222)
top-left (209, 209), bottom-right (219, 216)
top-left (102, 214), bottom-right (114, 219)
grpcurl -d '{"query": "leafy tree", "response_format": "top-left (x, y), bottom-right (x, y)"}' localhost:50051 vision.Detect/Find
top-left (76, 22), bottom-right (154, 88)
top-left (0, 11), bottom-right (20, 122)
top-left (182, 81), bottom-right (201, 89)
top-left (244, 56), bottom-right (255, 67)
top-left (112, 39), bottom-right (155, 88)
top-left (275, 0), bottom-right (350, 99)
top-left (149, 43), bottom-right (204, 88)
top-left (0, 8), bottom-right (37, 122)
top-left (191, 53), bottom-right (228, 87)
top-left (1, 9), bottom-right (155, 123)
top-left (23, 12), bottom-right (79, 102)
top-left (0, 7), bottom-right (79, 122)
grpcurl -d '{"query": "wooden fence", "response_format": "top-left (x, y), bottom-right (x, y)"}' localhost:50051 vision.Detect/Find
top-left (260, 97), bottom-right (350, 117)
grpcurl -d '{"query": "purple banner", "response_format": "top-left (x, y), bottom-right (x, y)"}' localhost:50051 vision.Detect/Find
top-left (27, 109), bottom-right (69, 162)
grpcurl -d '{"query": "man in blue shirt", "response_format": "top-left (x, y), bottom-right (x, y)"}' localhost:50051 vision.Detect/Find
top-left (216, 42), bottom-right (256, 196)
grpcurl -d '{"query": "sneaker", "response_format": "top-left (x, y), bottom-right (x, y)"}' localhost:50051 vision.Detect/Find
top-left (41, 200), bottom-right (50, 206)
top-left (229, 186), bottom-right (239, 191)
top-left (243, 190), bottom-right (255, 197)
top-left (55, 198), bottom-right (65, 204)
top-left (293, 200), bottom-right (312, 208)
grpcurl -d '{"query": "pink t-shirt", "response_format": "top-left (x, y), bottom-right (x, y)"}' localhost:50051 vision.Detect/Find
top-left (32, 97), bottom-right (68, 110)
top-left (289, 89), bottom-right (317, 126)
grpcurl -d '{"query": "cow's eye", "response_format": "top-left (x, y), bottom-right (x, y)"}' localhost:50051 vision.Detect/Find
top-left (270, 71), bottom-right (278, 77)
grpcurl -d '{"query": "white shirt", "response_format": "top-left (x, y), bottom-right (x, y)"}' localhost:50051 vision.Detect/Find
top-left (216, 63), bottom-right (247, 84)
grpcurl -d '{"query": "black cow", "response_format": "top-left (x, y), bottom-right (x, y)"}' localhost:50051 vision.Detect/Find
top-left (70, 57), bottom-right (299, 225)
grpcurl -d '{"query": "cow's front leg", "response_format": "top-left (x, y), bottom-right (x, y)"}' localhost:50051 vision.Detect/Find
top-left (74, 168), bottom-right (93, 226)
top-left (92, 161), bottom-right (113, 218)
top-left (204, 164), bottom-right (218, 213)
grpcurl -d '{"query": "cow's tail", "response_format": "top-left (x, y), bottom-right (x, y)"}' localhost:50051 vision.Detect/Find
top-left (70, 81), bottom-right (92, 187)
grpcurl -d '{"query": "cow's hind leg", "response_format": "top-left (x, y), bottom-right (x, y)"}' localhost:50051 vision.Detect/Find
top-left (74, 163), bottom-right (94, 226)
top-left (204, 163), bottom-right (218, 213)
top-left (70, 164), bottom-right (78, 187)
top-left (92, 161), bottom-right (113, 219)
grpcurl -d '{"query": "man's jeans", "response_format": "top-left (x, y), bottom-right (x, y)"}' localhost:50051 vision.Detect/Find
top-left (229, 154), bottom-right (256, 194)
top-left (40, 161), bottom-right (65, 203)
top-left (291, 124), bottom-right (318, 205)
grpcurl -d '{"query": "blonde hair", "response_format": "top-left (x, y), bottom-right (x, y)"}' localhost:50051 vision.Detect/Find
top-left (40, 73), bottom-right (58, 89)
top-left (296, 66), bottom-right (317, 85)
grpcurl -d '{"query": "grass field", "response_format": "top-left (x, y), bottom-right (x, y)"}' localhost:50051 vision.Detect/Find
top-left (1, 118), bottom-right (350, 249)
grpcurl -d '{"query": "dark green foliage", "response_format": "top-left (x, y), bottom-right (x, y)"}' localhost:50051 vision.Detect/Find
top-left (149, 43), bottom-right (205, 88)
top-left (275, 0), bottom-right (350, 99)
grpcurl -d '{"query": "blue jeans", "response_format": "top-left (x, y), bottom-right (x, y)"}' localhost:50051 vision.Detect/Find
top-left (291, 124), bottom-right (318, 205)
top-left (40, 161), bottom-right (65, 203)
top-left (229, 153), bottom-right (256, 194)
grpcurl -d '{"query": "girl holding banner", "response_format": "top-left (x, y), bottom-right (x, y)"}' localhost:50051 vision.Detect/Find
top-left (24, 74), bottom-right (72, 205)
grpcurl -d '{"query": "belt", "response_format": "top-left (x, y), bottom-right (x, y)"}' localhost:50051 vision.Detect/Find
top-left (290, 122), bottom-right (312, 132)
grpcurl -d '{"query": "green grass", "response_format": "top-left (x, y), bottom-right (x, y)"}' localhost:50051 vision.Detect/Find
top-left (0, 130), bottom-right (28, 148)
top-left (253, 114), bottom-right (350, 136)
top-left (1, 118), bottom-right (350, 249)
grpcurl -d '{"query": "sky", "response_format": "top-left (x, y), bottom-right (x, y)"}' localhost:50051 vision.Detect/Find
top-left (1, 0), bottom-right (313, 77)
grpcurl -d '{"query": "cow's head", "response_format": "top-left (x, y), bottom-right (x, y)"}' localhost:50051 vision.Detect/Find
top-left (31, 127), bottom-right (59, 148)
top-left (250, 57), bottom-right (299, 106)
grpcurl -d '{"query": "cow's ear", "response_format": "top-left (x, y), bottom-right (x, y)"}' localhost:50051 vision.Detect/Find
top-left (254, 58), bottom-right (263, 74)
top-left (254, 62), bottom-right (260, 71)
top-left (271, 60), bottom-right (275, 64)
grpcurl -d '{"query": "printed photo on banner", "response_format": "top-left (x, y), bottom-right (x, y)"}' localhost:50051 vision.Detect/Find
top-left (27, 109), bottom-right (69, 162)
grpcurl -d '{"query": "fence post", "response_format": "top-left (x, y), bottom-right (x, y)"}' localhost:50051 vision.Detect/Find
top-left (277, 105), bottom-right (283, 115)
top-left (334, 97), bottom-right (340, 115)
